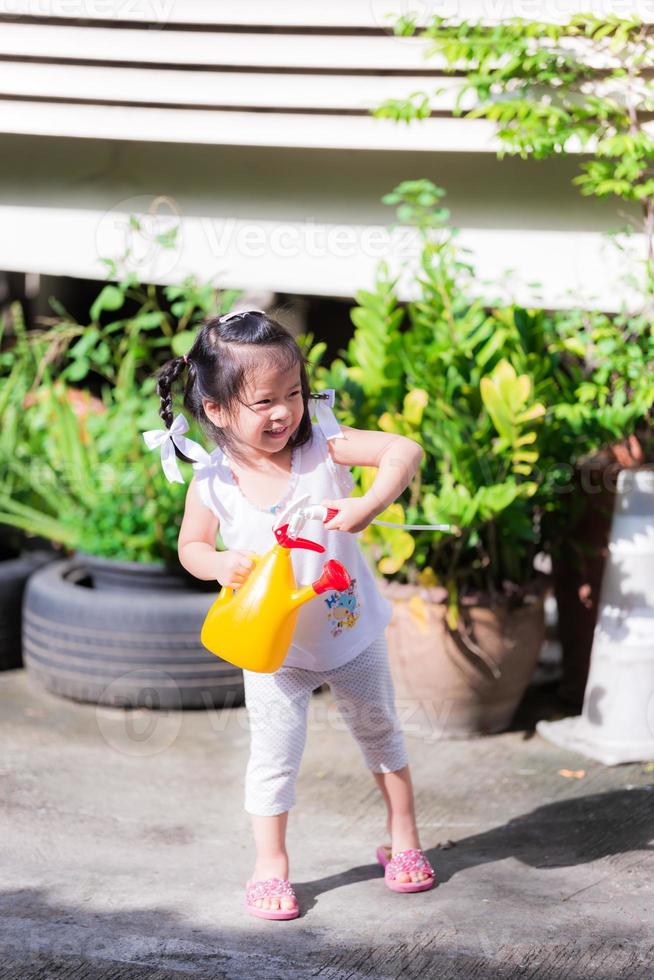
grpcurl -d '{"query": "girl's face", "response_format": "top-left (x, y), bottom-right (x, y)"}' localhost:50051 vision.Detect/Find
top-left (204, 359), bottom-right (305, 461)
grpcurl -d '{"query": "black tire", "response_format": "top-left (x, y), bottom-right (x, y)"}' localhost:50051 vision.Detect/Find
top-left (0, 550), bottom-right (57, 670)
top-left (22, 559), bottom-right (244, 709)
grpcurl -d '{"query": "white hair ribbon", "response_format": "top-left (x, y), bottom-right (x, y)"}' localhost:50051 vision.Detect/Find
top-left (309, 389), bottom-right (344, 440)
top-left (142, 413), bottom-right (211, 484)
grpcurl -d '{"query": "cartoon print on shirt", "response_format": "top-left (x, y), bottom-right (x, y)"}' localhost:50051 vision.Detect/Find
top-left (323, 577), bottom-right (361, 636)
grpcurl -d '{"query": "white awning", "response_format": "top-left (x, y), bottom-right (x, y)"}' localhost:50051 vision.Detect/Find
top-left (0, 2), bottom-right (646, 310)
top-left (0, 202), bottom-right (642, 312)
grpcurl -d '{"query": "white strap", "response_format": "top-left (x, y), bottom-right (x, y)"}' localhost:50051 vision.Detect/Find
top-left (306, 392), bottom-right (451, 529)
top-left (309, 389), bottom-right (344, 440)
top-left (142, 413), bottom-right (211, 484)
top-left (372, 520), bottom-right (452, 531)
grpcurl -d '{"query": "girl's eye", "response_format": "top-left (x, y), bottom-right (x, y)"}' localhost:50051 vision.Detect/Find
top-left (256, 391), bottom-right (300, 405)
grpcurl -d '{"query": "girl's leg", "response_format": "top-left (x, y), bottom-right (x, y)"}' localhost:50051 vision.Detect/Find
top-left (243, 665), bottom-right (318, 911)
top-left (250, 811), bottom-right (296, 912)
top-left (251, 811), bottom-right (290, 881)
top-left (373, 767), bottom-right (430, 884)
top-left (374, 767), bottom-right (419, 847)
top-left (373, 766), bottom-right (421, 836)
top-left (327, 635), bottom-right (431, 884)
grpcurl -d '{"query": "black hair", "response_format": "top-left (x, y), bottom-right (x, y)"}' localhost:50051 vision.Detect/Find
top-left (155, 309), bottom-right (314, 468)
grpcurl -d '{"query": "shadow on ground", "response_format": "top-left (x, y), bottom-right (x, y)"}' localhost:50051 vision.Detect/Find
top-left (2, 788), bottom-right (653, 979)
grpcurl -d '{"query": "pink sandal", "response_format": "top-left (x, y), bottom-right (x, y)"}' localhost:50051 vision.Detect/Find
top-left (376, 845), bottom-right (436, 893)
top-left (245, 877), bottom-right (300, 920)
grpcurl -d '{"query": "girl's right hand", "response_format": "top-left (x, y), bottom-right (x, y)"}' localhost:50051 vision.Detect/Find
top-left (214, 549), bottom-right (258, 588)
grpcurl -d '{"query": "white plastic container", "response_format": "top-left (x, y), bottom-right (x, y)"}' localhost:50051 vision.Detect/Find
top-left (537, 468), bottom-right (654, 765)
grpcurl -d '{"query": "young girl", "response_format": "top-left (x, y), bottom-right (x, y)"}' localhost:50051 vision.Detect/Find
top-left (146, 309), bottom-right (435, 920)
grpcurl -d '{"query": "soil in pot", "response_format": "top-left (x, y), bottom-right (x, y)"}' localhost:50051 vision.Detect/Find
top-left (74, 551), bottom-right (217, 593)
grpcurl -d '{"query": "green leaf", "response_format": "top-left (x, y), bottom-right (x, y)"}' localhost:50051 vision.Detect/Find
top-left (64, 358), bottom-right (90, 382)
top-left (90, 285), bottom-right (125, 322)
top-left (171, 331), bottom-right (196, 356)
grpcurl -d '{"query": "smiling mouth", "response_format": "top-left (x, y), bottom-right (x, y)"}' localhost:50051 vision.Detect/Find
top-left (265, 426), bottom-right (288, 435)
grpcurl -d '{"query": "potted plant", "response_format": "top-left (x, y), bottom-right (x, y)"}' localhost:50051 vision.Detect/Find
top-left (307, 178), bottom-right (653, 736)
top-left (306, 181), bottom-right (552, 736)
top-left (373, 9), bottom-right (654, 708)
top-left (0, 225), bottom-right (245, 708)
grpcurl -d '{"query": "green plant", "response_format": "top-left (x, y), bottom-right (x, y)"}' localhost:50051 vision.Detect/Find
top-left (0, 215), bottom-right (240, 563)
top-left (306, 179), bottom-right (654, 617)
top-left (37, 235), bottom-right (239, 391)
top-left (0, 304), bottom-right (185, 562)
top-left (374, 12), bottom-right (654, 294)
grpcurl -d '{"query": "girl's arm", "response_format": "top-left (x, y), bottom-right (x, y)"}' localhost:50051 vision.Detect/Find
top-left (178, 478), bottom-right (224, 580)
top-left (178, 478), bottom-right (257, 586)
top-left (322, 425), bottom-right (424, 533)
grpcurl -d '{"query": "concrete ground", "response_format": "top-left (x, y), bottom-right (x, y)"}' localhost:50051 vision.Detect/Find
top-left (0, 665), bottom-right (653, 980)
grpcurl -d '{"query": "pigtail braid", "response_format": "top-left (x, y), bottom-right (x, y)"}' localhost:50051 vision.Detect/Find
top-left (157, 356), bottom-right (187, 428)
top-left (156, 355), bottom-right (195, 463)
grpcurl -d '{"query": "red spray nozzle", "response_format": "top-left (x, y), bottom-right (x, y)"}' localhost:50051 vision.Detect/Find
top-left (312, 559), bottom-right (351, 595)
top-left (273, 506), bottom-right (342, 551)
top-left (274, 524), bottom-right (325, 552)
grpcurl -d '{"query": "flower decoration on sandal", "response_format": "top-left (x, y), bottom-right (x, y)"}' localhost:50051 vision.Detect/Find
top-left (245, 876), bottom-right (299, 920)
top-left (376, 846), bottom-right (436, 893)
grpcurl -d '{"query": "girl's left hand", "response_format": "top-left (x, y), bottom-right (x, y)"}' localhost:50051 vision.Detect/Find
top-left (320, 497), bottom-right (376, 534)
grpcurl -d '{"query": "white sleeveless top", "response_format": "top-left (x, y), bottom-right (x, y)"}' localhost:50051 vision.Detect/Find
top-left (191, 422), bottom-right (393, 670)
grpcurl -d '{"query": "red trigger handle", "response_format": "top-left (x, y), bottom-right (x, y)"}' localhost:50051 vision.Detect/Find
top-left (324, 507), bottom-right (339, 523)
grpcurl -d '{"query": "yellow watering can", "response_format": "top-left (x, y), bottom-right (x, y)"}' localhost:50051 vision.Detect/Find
top-left (201, 494), bottom-right (351, 673)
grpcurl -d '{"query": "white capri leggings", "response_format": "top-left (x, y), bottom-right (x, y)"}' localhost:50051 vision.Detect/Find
top-left (242, 632), bottom-right (409, 816)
